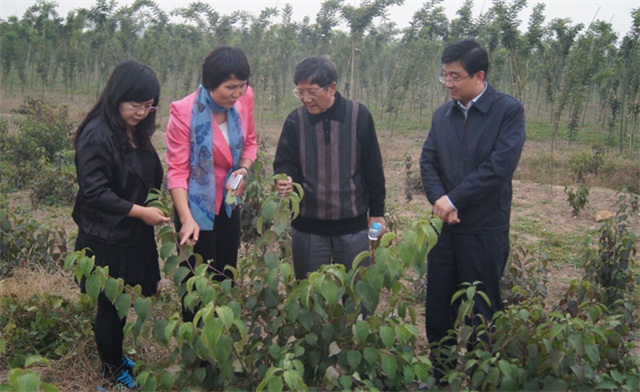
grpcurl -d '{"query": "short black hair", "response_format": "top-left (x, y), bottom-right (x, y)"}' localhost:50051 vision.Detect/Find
top-left (75, 60), bottom-right (160, 151)
top-left (293, 56), bottom-right (338, 86)
top-left (201, 46), bottom-right (251, 90)
top-left (441, 39), bottom-right (489, 78)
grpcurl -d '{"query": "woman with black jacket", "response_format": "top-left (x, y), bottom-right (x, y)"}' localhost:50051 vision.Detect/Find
top-left (72, 60), bottom-right (169, 390)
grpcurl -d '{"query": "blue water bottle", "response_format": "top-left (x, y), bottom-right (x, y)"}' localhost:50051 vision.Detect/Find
top-left (367, 222), bottom-right (382, 241)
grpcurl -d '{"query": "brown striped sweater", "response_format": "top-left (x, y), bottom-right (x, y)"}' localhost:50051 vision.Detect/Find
top-left (273, 92), bottom-right (386, 236)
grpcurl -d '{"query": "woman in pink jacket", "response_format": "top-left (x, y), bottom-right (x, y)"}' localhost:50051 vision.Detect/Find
top-left (166, 46), bottom-right (257, 321)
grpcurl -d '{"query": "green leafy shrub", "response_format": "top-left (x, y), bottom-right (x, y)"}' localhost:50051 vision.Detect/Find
top-left (563, 149), bottom-right (606, 216)
top-left (0, 209), bottom-right (68, 278)
top-left (0, 193), bottom-right (8, 211)
top-left (0, 161), bottom-right (21, 192)
top-left (494, 300), bottom-right (639, 390)
top-left (6, 98), bottom-right (74, 164)
top-left (432, 282), bottom-right (640, 391)
top-left (239, 140), bottom-right (271, 245)
top-left (568, 150), bottom-right (605, 184)
top-left (0, 118), bottom-right (9, 153)
top-left (29, 154), bottom-right (77, 208)
top-left (0, 356), bottom-right (61, 392)
top-left (583, 190), bottom-right (639, 322)
top-left (0, 98), bottom-right (77, 207)
top-left (0, 293), bottom-right (94, 368)
top-left (65, 180), bottom-right (443, 391)
top-left (30, 182), bottom-right (635, 391)
top-left (501, 238), bottom-right (550, 307)
top-left (564, 183), bottom-right (590, 216)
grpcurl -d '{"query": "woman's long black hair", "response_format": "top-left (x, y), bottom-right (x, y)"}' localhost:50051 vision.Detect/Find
top-left (74, 60), bottom-right (160, 152)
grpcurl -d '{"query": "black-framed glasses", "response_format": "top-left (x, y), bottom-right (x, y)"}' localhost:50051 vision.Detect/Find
top-left (292, 86), bottom-right (328, 99)
top-left (438, 73), bottom-right (470, 85)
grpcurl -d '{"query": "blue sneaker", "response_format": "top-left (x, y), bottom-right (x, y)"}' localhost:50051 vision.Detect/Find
top-left (114, 368), bottom-right (137, 389)
top-left (97, 382), bottom-right (128, 392)
top-left (121, 356), bottom-right (136, 372)
top-left (97, 367), bottom-right (136, 391)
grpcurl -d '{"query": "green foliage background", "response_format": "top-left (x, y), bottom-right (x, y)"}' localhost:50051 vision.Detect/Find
top-left (1, 0), bottom-right (640, 153)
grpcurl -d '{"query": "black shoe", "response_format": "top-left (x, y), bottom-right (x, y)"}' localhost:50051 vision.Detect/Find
top-left (99, 363), bottom-right (137, 391)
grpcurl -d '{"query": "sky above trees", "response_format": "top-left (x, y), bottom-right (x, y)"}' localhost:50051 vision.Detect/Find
top-left (1, 0), bottom-right (638, 35)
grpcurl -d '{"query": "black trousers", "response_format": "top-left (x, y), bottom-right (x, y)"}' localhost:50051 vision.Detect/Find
top-left (176, 209), bottom-right (240, 322)
top-left (425, 229), bottom-right (510, 379)
top-left (95, 294), bottom-right (126, 371)
top-left (77, 230), bottom-right (159, 374)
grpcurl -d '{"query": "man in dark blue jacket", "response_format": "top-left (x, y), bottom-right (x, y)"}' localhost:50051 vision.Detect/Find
top-left (420, 39), bottom-right (526, 382)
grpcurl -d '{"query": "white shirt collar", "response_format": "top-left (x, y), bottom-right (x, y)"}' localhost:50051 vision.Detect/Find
top-left (457, 81), bottom-right (488, 112)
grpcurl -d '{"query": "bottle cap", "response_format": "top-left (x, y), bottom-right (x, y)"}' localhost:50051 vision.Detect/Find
top-left (371, 222), bottom-right (381, 229)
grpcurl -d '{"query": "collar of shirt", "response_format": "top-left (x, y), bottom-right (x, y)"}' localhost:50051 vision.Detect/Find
top-left (456, 81), bottom-right (488, 117)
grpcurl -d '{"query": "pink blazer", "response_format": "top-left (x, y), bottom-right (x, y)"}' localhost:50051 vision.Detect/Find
top-left (165, 86), bottom-right (258, 215)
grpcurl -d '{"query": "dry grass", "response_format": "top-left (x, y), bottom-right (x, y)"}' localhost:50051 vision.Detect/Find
top-left (0, 266), bottom-right (100, 389)
top-left (0, 265), bottom-right (176, 389)
top-left (517, 140), bottom-right (640, 192)
top-left (0, 265), bottom-right (78, 300)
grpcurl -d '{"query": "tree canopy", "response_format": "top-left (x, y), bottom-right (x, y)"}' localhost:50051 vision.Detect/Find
top-left (2, 0), bottom-right (640, 151)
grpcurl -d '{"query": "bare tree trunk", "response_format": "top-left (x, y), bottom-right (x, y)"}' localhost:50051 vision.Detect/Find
top-left (630, 85), bottom-right (640, 152)
top-left (619, 98), bottom-right (625, 154)
top-left (580, 84), bottom-right (594, 128)
top-left (349, 33), bottom-right (356, 99)
top-left (509, 47), bottom-right (523, 104)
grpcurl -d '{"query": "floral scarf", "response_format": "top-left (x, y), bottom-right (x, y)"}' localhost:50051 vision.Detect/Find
top-left (188, 85), bottom-right (244, 230)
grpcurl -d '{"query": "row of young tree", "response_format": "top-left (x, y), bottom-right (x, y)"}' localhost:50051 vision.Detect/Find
top-left (1, 0), bottom-right (640, 152)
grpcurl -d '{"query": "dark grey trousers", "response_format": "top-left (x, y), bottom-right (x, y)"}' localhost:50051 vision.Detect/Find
top-left (291, 228), bottom-right (371, 280)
